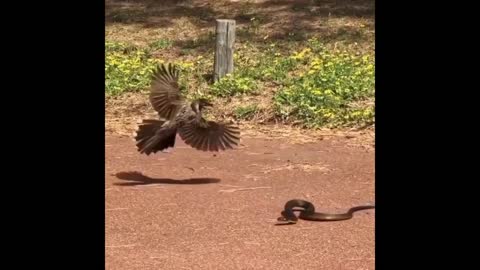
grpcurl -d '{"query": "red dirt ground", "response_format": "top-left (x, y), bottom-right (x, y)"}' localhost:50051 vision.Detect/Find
top-left (106, 135), bottom-right (375, 269)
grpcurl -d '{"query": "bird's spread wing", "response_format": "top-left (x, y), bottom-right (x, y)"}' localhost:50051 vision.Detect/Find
top-left (149, 63), bottom-right (185, 120)
top-left (178, 119), bottom-right (240, 151)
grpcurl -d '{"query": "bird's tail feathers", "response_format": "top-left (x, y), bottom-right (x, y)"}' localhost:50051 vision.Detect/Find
top-left (134, 119), bottom-right (177, 155)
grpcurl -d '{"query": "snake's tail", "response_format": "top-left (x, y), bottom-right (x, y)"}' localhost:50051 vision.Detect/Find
top-left (348, 205), bottom-right (375, 214)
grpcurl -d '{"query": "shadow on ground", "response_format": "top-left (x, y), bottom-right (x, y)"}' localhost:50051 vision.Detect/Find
top-left (106, 0), bottom-right (374, 43)
top-left (114, 171), bottom-right (221, 186)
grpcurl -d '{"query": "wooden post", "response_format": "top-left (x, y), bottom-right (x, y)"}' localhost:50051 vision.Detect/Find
top-left (214, 19), bottom-right (236, 82)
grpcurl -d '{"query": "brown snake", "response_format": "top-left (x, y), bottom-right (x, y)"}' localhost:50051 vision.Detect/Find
top-left (276, 199), bottom-right (375, 225)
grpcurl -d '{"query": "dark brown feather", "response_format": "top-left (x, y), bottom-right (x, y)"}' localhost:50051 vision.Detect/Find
top-left (149, 63), bottom-right (185, 120)
top-left (134, 119), bottom-right (177, 155)
top-left (178, 120), bottom-right (240, 152)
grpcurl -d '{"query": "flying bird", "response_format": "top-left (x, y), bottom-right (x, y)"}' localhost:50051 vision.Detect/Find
top-left (134, 63), bottom-right (240, 155)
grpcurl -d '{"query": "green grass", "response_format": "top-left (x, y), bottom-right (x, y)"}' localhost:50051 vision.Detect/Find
top-left (234, 105), bottom-right (259, 120)
top-left (105, 37), bottom-right (374, 128)
top-left (274, 39), bottom-right (375, 128)
top-left (149, 39), bottom-right (173, 50)
top-left (105, 41), bottom-right (160, 96)
top-left (211, 75), bottom-right (258, 97)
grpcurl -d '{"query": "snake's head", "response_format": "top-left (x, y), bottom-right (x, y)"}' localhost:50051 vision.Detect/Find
top-left (275, 217), bottom-right (297, 225)
top-left (275, 211), bottom-right (298, 225)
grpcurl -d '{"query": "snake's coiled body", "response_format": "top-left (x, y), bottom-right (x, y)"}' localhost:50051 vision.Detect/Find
top-left (277, 199), bottom-right (375, 225)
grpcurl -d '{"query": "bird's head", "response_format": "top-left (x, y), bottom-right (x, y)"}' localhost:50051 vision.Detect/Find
top-left (191, 98), bottom-right (213, 113)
